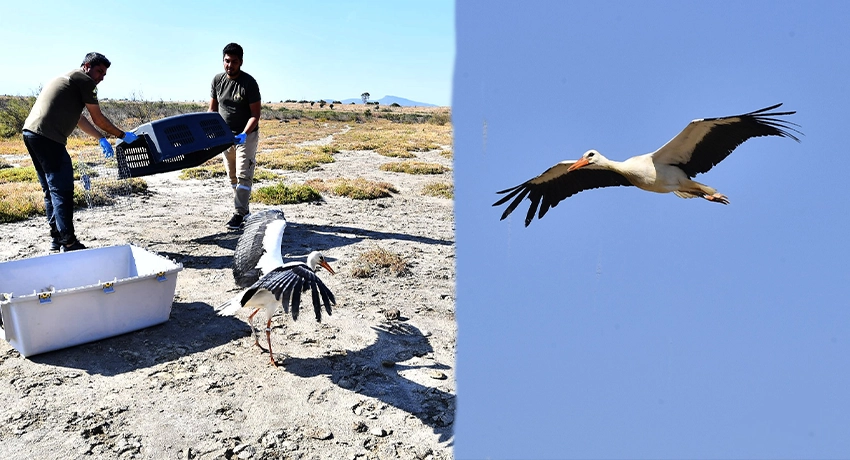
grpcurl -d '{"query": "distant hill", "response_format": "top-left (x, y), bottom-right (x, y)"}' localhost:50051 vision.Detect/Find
top-left (335, 95), bottom-right (437, 107)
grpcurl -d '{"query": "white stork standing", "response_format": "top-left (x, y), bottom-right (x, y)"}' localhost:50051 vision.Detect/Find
top-left (493, 103), bottom-right (802, 226)
top-left (218, 209), bottom-right (336, 366)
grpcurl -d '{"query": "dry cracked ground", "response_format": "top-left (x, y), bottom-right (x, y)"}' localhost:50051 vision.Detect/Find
top-left (0, 126), bottom-right (455, 459)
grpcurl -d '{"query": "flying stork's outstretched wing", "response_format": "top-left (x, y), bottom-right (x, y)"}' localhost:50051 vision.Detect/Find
top-left (652, 103), bottom-right (802, 178)
top-left (493, 161), bottom-right (633, 226)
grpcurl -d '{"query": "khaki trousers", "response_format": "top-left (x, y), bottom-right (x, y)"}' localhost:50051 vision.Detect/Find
top-left (222, 130), bottom-right (259, 216)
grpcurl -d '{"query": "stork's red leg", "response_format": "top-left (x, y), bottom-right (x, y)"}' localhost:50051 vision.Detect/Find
top-left (248, 309), bottom-right (261, 347)
top-left (266, 319), bottom-right (277, 367)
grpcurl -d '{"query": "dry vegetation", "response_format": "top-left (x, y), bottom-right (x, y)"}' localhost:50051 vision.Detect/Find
top-left (351, 246), bottom-right (412, 278)
top-left (256, 145), bottom-right (337, 172)
top-left (379, 161), bottom-right (450, 175)
top-left (0, 182), bottom-right (43, 223)
top-left (422, 181), bottom-right (454, 199)
top-left (333, 118), bottom-right (451, 158)
top-left (179, 164), bottom-right (282, 182)
top-left (305, 177), bottom-right (398, 200)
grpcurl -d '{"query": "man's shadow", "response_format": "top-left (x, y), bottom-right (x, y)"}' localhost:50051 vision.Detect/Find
top-left (283, 322), bottom-right (455, 444)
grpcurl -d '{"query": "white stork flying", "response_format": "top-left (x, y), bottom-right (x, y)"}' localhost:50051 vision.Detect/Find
top-left (218, 209), bottom-right (336, 366)
top-left (493, 103), bottom-right (802, 226)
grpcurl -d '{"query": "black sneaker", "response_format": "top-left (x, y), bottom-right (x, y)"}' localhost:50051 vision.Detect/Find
top-left (226, 214), bottom-right (245, 230)
top-left (60, 239), bottom-right (87, 252)
top-left (50, 228), bottom-right (61, 252)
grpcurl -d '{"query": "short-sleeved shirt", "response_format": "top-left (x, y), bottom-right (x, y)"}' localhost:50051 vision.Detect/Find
top-left (210, 71), bottom-right (261, 134)
top-left (23, 69), bottom-right (98, 145)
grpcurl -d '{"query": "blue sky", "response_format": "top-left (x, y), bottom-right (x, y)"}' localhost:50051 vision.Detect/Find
top-left (0, 0), bottom-right (453, 106)
top-left (455, 1), bottom-right (850, 458)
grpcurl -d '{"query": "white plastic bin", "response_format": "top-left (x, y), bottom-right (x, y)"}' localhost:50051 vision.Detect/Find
top-left (0, 244), bottom-right (183, 357)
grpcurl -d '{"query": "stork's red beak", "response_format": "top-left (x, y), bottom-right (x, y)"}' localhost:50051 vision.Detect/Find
top-left (568, 157), bottom-right (590, 172)
top-left (319, 260), bottom-right (336, 275)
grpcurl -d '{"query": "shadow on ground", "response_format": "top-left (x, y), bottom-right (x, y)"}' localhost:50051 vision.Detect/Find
top-left (29, 302), bottom-right (244, 376)
top-left (197, 221), bottom-right (451, 254)
top-left (284, 322), bottom-right (455, 444)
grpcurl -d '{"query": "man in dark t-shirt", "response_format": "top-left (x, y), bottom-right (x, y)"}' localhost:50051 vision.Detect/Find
top-left (22, 52), bottom-right (138, 251)
top-left (209, 42), bottom-right (262, 230)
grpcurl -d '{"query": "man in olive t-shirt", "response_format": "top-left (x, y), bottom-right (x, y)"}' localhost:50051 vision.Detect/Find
top-left (209, 42), bottom-right (262, 230)
top-left (22, 52), bottom-right (136, 251)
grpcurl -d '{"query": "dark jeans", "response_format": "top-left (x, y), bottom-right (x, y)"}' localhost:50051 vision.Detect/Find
top-left (22, 130), bottom-right (77, 244)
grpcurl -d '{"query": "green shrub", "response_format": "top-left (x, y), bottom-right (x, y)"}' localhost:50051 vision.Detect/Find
top-left (0, 96), bottom-right (35, 138)
top-left (253, 182), bottom-right (322, 205)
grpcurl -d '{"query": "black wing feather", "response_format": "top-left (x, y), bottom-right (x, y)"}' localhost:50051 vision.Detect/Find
top-left (244, 261), bottom-right (335, 322)
top-left (675, 103), bottom-right (802, 177)
top-left (494, 168), bottom-right (633, 226)
top-left (290, 278), bottom-right (303, 321)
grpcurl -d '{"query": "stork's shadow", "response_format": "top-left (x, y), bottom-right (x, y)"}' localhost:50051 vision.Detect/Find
top-left (284, 322), bottom-right (454, 444)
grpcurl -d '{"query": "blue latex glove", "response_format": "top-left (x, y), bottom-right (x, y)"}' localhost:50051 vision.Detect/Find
top-left (99, 137), bottom-right (114, 158)
top-left (122, 132), bottom-right (139, 144)
top-left (234, 133), bottom-right (247, 145)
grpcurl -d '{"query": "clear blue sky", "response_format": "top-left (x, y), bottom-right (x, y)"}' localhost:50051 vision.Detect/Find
top-left (455, 1), bottom-right (850, 459)
top-left (0, 0), bottom-right (454, 106)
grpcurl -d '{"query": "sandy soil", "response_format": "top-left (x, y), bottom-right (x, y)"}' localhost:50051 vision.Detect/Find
top-left (0, 130), bottom-right (455, 459)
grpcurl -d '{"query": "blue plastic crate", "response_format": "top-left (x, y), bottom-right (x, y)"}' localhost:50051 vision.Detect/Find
top-left (115, 112), bottom-right (235, 178)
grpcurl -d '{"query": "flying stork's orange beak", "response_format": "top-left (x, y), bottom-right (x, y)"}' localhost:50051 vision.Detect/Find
top-left (319, 260), bottom-right (336, 275)
top-left (567, 157), bottom-right (590, 172)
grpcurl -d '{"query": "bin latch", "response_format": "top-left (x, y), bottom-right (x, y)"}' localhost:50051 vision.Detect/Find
top-left (156, 271), bottom-right (167, 282)
top-left (102, 282), bottom-right (115, 294)
top-left (38, 292), bottom-right (52, 304)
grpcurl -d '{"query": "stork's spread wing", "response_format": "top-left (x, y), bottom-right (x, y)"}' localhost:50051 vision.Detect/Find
top-left (651, 103), bottom-right (802, 177)
top-left (243, 263), bottom-right (336, 322)
top-left (233, 209), bottom-right (286, 288)
top-left (493, 161), bottom-right (633, 226)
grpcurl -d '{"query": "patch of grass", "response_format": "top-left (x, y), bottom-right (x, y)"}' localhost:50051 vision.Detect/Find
top-left (333, 119), bottom-right (452, 157)
top-left (252, 168), bottom-right (283, 181)
top-left (74, 178), bottom-right (148, 207)
top-left (257, 145), bottom-right (336, 171)
top-left (0, 157), bottom-right (10, 169)
top-left (179, 163), bottom-right (227, 180)
top-left (260, 120), bottom-right (349, 146)
top-left (305, 177), bottom-right (397, 200)
top-left (180, 163), bottom-right (281, 182)
top-left (379, 161), bottom-right (449, 175)
top-left (440, 149), bottom-right (453, 159)
top-left (0, 160), bottom-right (117, 184)
top-left (422, 182), bottom-right (453, 199)
top-left (0, 166), bottom-right (37, 183)
top-left (252, 182), bottom-right (322, 205)
top-left (0, 176), bottom-right (147, 223)
top-left (0, 182), bottom-right (44, 223)
top-left (351, 246), bottom-right (411, 278)
top-left (376, 149), bottom-right (417, 158)
top-left (0, 136), bottom-right (25, 155)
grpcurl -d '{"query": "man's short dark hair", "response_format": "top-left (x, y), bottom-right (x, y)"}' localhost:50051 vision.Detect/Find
top-left (81, 52), bottom-right (111, 68)
top-left (223, 43), bottom-right (244, 60)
